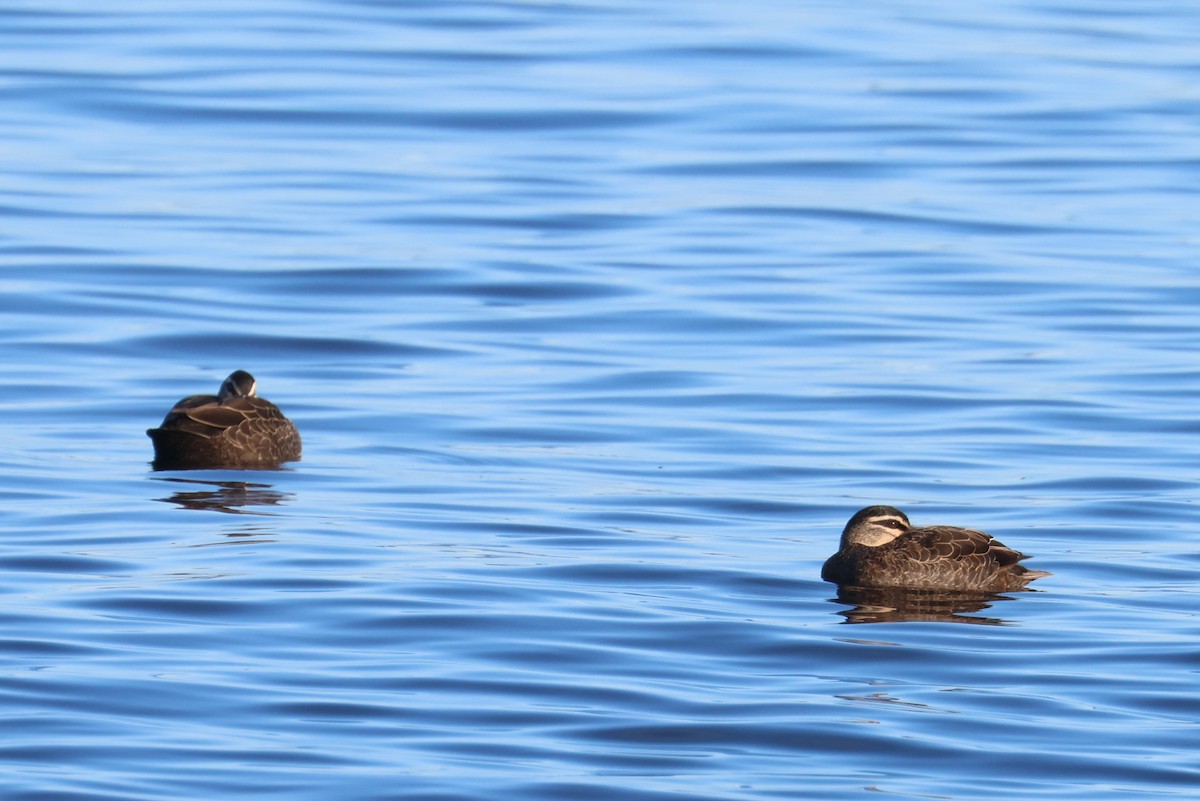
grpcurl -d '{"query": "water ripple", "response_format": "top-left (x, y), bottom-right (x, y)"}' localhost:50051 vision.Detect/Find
top-left (3, 1), bottom-right (1200, 800)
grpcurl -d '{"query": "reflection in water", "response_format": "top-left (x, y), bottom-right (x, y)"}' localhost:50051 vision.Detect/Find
top-left (152, 477), bottom-right (292, 516)
top-left (834, 692), bottom-right (933, 711)
top-left (828, 585), bottom-right (1031, 625)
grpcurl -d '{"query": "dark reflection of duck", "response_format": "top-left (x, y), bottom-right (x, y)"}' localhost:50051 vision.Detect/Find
top-left (147, 370), bottom-right (301, 470)
top-left (822, 505), bottom-right (1049, 592)
top-left (152, 477), bottom-right (292, 515)
top-left (830, 584), bottom-right (1013, 625)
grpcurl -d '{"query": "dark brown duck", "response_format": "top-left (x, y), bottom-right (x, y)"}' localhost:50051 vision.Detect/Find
top-left (821, 505), bottom-right (1048, 592)
top-left (147, 370), bottom-right (301, 470)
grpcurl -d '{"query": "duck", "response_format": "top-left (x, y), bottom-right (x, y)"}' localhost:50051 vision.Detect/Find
top-left (147, 370), bottom-right (301, 470)
top-left (821, 505), bottom-right (1048, 592)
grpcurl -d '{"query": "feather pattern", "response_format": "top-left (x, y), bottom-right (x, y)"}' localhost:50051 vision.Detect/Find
top-left (821, 505), bottom-right (1048, 591)
top-left (147, 371), bottom-right (301, 470)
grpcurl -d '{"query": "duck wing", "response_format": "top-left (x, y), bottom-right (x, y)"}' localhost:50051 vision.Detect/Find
top-left (906, 525), bottom-right (1031, 571)
top-left (215, 397), bottom-right (297, 451)
top-left (154, 395), bottom-right (255, 439)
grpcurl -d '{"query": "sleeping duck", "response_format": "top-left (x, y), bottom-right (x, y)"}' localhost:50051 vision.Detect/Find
top-left (821, 505), bottom-right (1048, 592)
top-left (147, 370), bottom-right (301, 470)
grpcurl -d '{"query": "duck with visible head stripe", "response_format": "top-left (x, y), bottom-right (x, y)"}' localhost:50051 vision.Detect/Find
top-left (822, 505), bottom-right (1048, 592)
top-left (147, 370), bottom-right (301, 470)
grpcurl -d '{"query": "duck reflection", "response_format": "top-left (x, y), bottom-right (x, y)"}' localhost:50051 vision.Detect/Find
top-left (152, 477), bottom-right (292, 515)
top-left (829, 584), bottom-right (1030, 625)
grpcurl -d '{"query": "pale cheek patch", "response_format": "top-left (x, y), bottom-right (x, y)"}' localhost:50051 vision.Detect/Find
top-left (858, 517), bottom-right (908, 546)
top-left (859, 529), bottom-right (902, 547)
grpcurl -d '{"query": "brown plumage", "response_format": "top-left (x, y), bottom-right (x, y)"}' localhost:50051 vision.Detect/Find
top-left (821, 505), bottom-right (1048, 592)
top-left (147, 370), bottom-right (301, 470)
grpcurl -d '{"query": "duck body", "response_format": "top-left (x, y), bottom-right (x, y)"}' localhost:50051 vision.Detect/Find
top-left (147, 370), bottom-right (301, 470)
top-left (821, 505), bottom-right (1047, 592)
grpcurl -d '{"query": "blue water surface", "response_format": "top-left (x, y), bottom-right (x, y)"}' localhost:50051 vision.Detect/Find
top-left (2, 1), bottom-right (1199, 799)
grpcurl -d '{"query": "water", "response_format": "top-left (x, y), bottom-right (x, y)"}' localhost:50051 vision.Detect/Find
top-left (2, 1), bottom-right (1199, 798)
